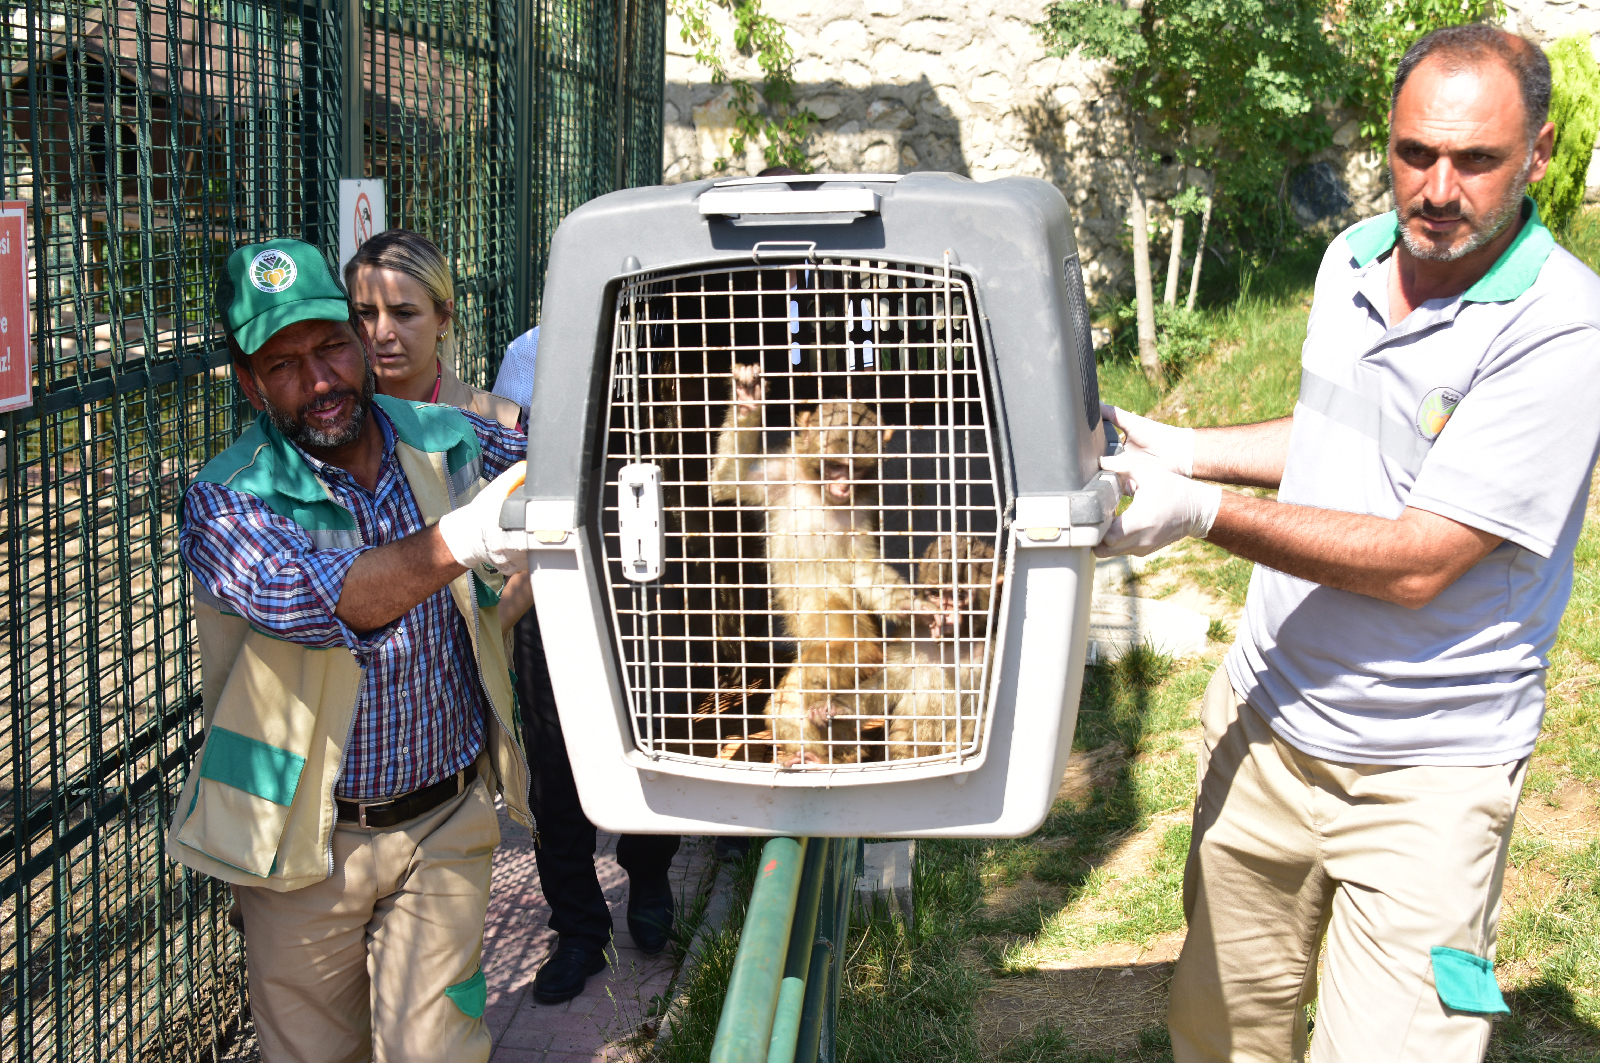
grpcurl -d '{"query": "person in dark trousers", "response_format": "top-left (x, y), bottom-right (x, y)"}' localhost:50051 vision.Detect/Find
top-left (493, 333), bottom-right (681, 1003)
top-left (512, 608), bottom-right (680, 1001)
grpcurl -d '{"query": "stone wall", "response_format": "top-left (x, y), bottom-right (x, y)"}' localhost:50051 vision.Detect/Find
top-left (662, 0), bottom-right (1600, 308)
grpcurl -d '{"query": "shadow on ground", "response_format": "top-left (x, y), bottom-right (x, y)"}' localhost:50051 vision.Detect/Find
top-left (1490, 979), bottom-right (1600, 1062)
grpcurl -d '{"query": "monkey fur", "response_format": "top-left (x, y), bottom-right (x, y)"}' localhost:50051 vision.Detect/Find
top-left (871, 535), bottom-right (999, 761)
top-left (710, 361), bottom-right (916, 766)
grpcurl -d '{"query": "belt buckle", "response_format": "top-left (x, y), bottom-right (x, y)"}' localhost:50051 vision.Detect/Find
top-left (355, 798), bottom-right (386, 829)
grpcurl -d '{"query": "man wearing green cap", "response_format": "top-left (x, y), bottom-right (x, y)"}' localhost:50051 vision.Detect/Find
top-left (170, 238), bottom-right (534, 1062)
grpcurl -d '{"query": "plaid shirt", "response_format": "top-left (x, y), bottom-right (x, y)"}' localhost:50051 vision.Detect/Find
top-left (180, 404), bottom-right (526, 800)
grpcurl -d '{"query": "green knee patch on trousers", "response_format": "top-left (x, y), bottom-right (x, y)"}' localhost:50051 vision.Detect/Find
top-left (1431, 947), bottom-right (1509, 1015)
top-left (445, 968), bottom-right (487, 1018)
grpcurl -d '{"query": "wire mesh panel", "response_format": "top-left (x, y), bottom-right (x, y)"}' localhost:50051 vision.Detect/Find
top-left (598, 258), bottom-right (1005, 773)
top-left (0, 4), bottom-right (315, 1059)
top-left (360, 0), bottom-right (518, 388)
top-left (0, 1), bottom-right (665, 1060)
top-left (525, 0), bottom-right (664, 323)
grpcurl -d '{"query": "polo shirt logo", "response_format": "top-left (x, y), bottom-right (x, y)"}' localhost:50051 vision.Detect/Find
top-left (1416, 386), bottom-right (1462, 440)
top-left (249, 249), bottom-right (297, 293)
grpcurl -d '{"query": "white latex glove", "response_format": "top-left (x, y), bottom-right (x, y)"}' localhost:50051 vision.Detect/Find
top-left (1095, 452), bottom-right (1221, 558)
top-left (437, 461), bottom-right (530, 575)
top-left (1101, 403), bottom-right (1195, 477)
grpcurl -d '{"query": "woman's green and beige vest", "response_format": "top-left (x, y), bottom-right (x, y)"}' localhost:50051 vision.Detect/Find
top-left (166, 395), bottom-right (531, 892)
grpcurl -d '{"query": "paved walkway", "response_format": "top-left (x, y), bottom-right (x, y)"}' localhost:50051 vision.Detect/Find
top-left (481, 806), bottom-right (715, 1062)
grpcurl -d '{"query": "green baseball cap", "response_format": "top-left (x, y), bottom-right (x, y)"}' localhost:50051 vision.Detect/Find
top-left (218, 238), bottom-right (351, 355)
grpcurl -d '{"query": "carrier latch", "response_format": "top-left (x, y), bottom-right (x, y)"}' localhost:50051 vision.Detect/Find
top-left (1013, 471), bottom-right (1120, 547)
top-left (616, 463), bottom-right (665, 582)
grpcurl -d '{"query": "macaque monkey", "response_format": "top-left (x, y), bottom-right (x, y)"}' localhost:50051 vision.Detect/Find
top-left (710, 362), bottom-right (915, 766)
top-left (872, 536), bottom-right (1000, 761)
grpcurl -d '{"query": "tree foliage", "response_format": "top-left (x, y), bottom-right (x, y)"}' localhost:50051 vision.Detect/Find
top-left (1338, 0), bottom-right (1491, 152)
top-left (1531, 35), bottom-right (1600, 233)
top-left (671, 0), bottom-right (816, 171)
top-left (1035, 0), bottom-right (1345, 251)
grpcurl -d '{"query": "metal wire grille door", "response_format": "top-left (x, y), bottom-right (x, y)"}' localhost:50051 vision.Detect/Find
top-left (0, 1), bottom-right (663, 1059)
top-left (599, 258), bottom-right (1006, 773)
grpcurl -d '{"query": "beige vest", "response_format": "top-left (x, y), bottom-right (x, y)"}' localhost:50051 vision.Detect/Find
top-left (167, 397), bottom-right (531, 891)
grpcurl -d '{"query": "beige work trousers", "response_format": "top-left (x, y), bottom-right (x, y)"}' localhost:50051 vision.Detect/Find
top-left (233, 775), bottom-right (500, 1063)
top-left (1168, 668), bottom-right (1526, 1063)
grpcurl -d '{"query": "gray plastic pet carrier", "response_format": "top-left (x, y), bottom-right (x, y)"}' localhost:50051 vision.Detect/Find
top-left (505, 172), bottom-right (1115, 837)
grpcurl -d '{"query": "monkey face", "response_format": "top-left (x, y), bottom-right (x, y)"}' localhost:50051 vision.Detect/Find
top-left (916, 536), bottom-right (999, 638)
top-left (819, 456), bottom-right (870, 502)
top-left (798, 403), bottom-right (888, 506)
top-left (796, 404), bottom-right (893, 467)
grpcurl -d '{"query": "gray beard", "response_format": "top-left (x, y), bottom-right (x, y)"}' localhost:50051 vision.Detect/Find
top-left (1395, 153), bottom-right (1532, 263)
top-left (262, 364), bottom-right (376, 450)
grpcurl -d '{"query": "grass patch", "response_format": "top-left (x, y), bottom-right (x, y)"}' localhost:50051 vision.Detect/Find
top-left (970, 648), bottom-right (1212, 977)
top-left (653, 847), bottom-right (764, 1060)
top-left (836, 841), bottom-right (990, 1061)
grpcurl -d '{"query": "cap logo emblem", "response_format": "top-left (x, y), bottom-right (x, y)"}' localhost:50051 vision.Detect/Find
top-left (1416, 386), bottom-right (1462, 441)
top-left (248, 249), bottom-right (297, 293)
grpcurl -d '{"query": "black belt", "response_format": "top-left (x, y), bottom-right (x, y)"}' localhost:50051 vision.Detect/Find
top-left (336, 763), bottom-right (477, 830)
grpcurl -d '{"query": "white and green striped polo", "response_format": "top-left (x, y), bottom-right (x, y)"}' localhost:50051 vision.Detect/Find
top-left (1226, 199), bottom-right (1600, 765)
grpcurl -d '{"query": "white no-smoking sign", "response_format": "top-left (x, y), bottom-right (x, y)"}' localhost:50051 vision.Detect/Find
top-left (339, 179), bottom-right (386, 274)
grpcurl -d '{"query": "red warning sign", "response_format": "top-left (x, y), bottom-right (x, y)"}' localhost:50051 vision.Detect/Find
top-left (354, 191), bottom-right (374, 247)
top-left (0, 203), bottom-right (29, 413)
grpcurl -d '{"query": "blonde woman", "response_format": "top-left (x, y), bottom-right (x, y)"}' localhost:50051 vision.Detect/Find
top-left (348, 230), bottom-right (531, 625)
top-left (346, 229), bottom-right (521, 429)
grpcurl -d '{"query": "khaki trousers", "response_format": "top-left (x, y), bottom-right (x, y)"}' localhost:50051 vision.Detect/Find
top-left (234, 776), bottom-right (500, 1063)
top-left (1169, 668), bottom-right (1525, 1063)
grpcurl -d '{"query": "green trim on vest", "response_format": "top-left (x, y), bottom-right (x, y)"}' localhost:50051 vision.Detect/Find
top-left (195, 416), bottom-right (354, 531)
top-left (199, 726), bottom-right (307, 806)
top-left (372, 395), bottom-right (481, 476)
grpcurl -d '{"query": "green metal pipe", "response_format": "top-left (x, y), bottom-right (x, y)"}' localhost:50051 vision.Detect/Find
top-left (767, 977), bottom-right (807, 1063)
top-left (710, 838), bottom-right (808, 1063)
top-left (767, 838), bottom-right (830, 1063)
top-left (796, 838), bottom-right (859, 1063)
top-left (794, 935), bottom-right (835, 1063)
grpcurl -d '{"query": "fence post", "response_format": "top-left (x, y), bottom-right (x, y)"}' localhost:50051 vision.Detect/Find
top-left (300, 6), bottom-right (332, 249)
top-left (511, 0), bottom-right (535, 337)
top-left (341, 0), bottom-right (363, 179)
top-left (794, 838), bottom-right (859, 1063)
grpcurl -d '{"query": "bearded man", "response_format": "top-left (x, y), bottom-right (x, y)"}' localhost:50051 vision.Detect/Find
top-left (171, 238), bottom-right (533, 1063)
top-left (1093, 25), bottom-right (1600, 1061)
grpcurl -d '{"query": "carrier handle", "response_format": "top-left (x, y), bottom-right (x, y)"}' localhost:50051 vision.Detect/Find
top-left (750, 240), bottom-right (818, 264)
top-left (703, 188), bottom-right (881, 218)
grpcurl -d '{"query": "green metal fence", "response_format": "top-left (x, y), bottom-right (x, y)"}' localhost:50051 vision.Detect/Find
top-left (0, 1), bottom-right (662, 1058)
top-left (711, 839), bottom-right (859, 1063)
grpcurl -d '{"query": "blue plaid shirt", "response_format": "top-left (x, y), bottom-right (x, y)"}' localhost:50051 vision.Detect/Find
top-left (180, 404), bottom-right (526, 800)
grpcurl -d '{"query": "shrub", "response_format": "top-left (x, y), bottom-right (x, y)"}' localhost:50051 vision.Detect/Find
top-left (1108, 302), bottom-right (1216, 379)
top-left (1531, 36), bottom-right (1600, 234)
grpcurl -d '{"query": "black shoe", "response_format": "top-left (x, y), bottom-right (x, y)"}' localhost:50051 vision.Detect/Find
top-left (627, 877), bottom-right (675, 956)
top-left (532, 938), bottom-right (608, 1004)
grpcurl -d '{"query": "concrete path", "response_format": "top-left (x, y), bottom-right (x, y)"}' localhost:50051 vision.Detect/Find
top-left (482, 806), bottom-right (714, 1062)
